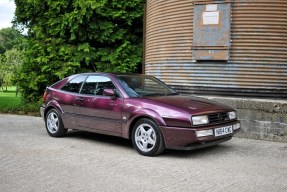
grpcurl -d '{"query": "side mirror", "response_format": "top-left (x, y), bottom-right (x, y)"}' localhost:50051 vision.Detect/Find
top-left (103, 89), bottom-right (116, 97)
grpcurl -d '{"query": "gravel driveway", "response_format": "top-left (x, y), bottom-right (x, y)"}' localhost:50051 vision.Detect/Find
top-left (0, 114), bottom-right (287, 192)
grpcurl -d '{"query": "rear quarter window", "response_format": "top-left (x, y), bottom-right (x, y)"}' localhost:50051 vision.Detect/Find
top-left (61, 75), bottom-right (86, 93)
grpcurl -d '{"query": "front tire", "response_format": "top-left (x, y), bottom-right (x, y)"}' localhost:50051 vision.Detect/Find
top-left (132, 118), bottom-right (165, 156)
top-left (45, 109), bottom-right (67, 137)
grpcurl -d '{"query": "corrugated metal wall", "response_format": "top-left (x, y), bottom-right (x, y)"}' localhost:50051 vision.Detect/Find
top-left (145, 0), bottom-right (194, 62)
top-left (145, 0), bottom-right (287, 98)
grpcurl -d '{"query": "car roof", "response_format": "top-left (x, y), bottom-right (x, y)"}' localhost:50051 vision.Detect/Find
top-left (74, 72), bottom-right (149, 77)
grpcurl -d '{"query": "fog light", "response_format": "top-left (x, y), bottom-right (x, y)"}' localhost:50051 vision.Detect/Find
top-left (196, 129), bottom-right (213, 137)
top-left (233, 123), bottom-right (240, 130)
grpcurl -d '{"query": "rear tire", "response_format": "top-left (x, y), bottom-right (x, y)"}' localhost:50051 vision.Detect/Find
top-left (45, 109), bottom-right (67, 137)
top-left (132, 118), bottom-right (165, 156)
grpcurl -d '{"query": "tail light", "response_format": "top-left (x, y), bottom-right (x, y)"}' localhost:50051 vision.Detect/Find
top-left (42, 91), bottom-right (48, 102)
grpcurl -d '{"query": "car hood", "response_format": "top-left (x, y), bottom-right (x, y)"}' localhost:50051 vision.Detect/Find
top-left (144, 95), bottom-right (233, 115)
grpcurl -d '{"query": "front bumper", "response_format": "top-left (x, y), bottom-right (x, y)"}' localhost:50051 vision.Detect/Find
top-left (159, 120), bottom-right (240, 150)
top-left (40, 106), bottom-right (45, 120)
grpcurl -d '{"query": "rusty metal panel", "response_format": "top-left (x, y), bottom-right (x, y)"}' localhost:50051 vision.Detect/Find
top-left (193, 2), bottom-right (231, 60)
top-left (194, 0), bottom-right (232, 4)
top-left (193, 49), bottom-right (229, 60)
top-left (145, 61), bottom-right (287, 98)
top-left (145, 0), bottom-right (194, 63)
top-left (145, 0), bottom-right (287, 98)
top-left (230, 0), bottom-right (287, 64)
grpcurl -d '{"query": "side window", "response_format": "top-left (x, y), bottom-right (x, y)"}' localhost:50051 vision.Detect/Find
top-left (61, 75), bottom-right (86, 93)
top-left (81, 76), bottom-right (116, 96)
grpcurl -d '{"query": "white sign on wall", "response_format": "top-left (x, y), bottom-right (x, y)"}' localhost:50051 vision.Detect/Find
top-left (206, 4), bottom-right (218, 11)
top-left (203, 11), bottom-right (219, 25)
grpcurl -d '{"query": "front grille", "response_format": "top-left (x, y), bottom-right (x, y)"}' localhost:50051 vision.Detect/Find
top-left (208, 112), bottom-right (230, 124)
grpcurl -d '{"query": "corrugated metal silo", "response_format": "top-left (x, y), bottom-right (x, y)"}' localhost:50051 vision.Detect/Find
top-left (145, 0), bottom-right (287, 98)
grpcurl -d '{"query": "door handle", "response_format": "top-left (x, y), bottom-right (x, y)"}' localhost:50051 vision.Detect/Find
top-left (76, 97), bottom-right (84, 102)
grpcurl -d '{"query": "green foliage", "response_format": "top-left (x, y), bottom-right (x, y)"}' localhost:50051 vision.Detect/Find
top-left (0, 27), bottom-right (24, 54)
top-left (14, 0), bottom-right (145, 102)
top-left (0, 27), bottom-right (25, 93)
top-left (0, 48), bottom-right (24, 90)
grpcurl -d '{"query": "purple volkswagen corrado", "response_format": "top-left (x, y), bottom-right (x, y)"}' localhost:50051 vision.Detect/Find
top-left (40, 73), bottom-right (240, 156)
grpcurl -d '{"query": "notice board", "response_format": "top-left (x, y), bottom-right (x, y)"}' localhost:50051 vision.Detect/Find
top-left (193, 3), bottom-right (231, 60)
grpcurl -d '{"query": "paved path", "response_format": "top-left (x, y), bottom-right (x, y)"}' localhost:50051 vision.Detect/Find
top-left (0, 114), bottom-right (287, 192)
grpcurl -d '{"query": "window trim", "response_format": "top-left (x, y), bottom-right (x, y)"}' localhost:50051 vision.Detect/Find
top-left (79, 74), bottom-right (123, 98)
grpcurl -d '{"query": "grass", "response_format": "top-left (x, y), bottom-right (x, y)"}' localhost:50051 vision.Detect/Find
top-left (0, 87), bottom-right (21, 107)
top-left (0, 87), bottom-right (40, 116)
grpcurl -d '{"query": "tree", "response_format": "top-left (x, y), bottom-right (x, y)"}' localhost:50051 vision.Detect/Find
top-left (0, 27), bottom-right (24, 93)
top-left (0, 27), bottom-right (23, 54)
top-left (0, 48), bottom-right (24, 94)
top-left (0, 55), bottom-right (6, 91)
top-left (14, 0), bottom-right (145, 102)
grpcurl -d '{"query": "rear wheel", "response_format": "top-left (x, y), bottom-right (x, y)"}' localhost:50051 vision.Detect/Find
top-left (132, 118), bottom-right (165, 156)
top-left (45, 109), bottom-right (67, 137)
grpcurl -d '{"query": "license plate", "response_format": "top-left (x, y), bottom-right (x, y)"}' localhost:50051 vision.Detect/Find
top-left (215, 126), bottom-right (233, 137)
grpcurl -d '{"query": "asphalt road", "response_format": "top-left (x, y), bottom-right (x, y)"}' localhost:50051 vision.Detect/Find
top-left (0, 114), bottom-right (287, 192)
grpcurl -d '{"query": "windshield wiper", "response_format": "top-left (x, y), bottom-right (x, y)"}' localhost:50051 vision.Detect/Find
top-left (145, 92), bottom-right (179, 96)
top-left (145, 93), bottom-right (165, 96)
top-left (165, 92), bottom-right (179, 96)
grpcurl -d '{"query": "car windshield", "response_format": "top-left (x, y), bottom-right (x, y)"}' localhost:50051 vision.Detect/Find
top-left (116, 75), bottom-right (178, 97)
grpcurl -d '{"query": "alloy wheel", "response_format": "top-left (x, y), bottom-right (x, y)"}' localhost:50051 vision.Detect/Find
top-left (47, 112), bottom-right (59, 134)
top-left (134, 123), bottom-right (157, 152)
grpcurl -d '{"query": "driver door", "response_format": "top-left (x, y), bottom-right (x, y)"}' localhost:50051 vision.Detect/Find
top-left (73, 75), bottom-right (123, 134)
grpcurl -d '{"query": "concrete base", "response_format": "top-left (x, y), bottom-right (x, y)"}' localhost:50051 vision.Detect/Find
top-left (198, 96), bottom-right (287, 143)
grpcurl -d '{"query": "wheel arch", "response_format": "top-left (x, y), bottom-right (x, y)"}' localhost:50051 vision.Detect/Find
top-left (44, 100), bottom-right (64, 118)
top-left (129, 116), bottom-right (150, 140)
top-left (44, 106), bottom-right (55, 118)
top-left (128, 114), bottom-right (165, 140)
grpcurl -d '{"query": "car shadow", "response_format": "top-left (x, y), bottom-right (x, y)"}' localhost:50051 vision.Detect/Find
top-left (65, 130), bottom-right (133, 150)
top-left (64, 130), bottom-right (234, 158)
top-left (164, 144), bottom-right (234, 158)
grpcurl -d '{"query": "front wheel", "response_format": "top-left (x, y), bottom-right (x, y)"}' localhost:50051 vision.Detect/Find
top-left (45, 109), bottom-right (67, 137)
top-left (132, 118), bottom-right (165, 156)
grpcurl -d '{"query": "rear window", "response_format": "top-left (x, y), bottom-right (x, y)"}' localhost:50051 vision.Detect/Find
top-left (61, 75), bottom-right (86, 93)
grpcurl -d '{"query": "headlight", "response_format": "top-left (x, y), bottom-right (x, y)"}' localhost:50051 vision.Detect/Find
top-left (192, 115), bottom-right (209, 125)
top-left (228, 111), bottom-right (237, 120)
